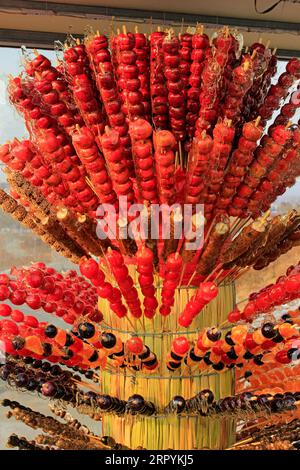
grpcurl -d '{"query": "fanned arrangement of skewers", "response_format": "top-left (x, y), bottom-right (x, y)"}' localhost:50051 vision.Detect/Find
top-left (0, 24), bottom-right (300, 450)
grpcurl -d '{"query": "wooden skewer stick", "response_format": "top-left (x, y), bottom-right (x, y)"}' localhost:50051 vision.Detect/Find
top-left (255, 116), bottom-right (261, 127)
top-left (122, 25), bottom-right (127, 35)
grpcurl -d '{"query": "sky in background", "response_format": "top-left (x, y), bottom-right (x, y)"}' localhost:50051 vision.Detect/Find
top-left (0, 47), bottom-right (299, 205)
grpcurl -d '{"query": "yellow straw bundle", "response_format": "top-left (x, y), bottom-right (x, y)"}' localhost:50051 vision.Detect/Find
top-left (99, 282), bottom-right (236, 449)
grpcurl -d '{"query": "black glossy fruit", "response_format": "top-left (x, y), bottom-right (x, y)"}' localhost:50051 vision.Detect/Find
top-left (171, 395), bottom-right (186, 414)
top-left (199, 389), bottom-right (214, 404)
top-left (189, 348), bottom-right (202, 362)
top-left (78, 322), bottom-right (95, 339)
top-left (15, 373), bottom-right (29, 388)
top-left (170, 351), bottom-right (182, 361)
top-left (253, 354), bottom-right (264, 366)
top-left (127, 394), bottom-right (145, 412)
top-left (226, 347), bottom-right (238, 360)
top-left (31, 360), bottom-right (43, 369)
top-left (272, 332), bottom-right (284, 343)
top-left (261, 322), bottom-right (276, 339)
top-left (50, 365), bottom-right (62, 376)
top-left (225, 331), bottom-right (235, 346)
top-left (44, 324), bottom-right (57, 338)
top-left (100, 332), bottom-right (116, 349)
top-left (203, 352), bottom-right (212, 365)
top-left (207, 328), bottom-right (221, 342)
top-left (26, 379), bottom-right (38, 391)
top-left (65, 333), bottom-right (74, 347)
top-left (168, 361), bottom-right (181, 369)
top-left (41, 361), bottom-right (51, 373)
top-left (98, 394), bottom-right (112, 410)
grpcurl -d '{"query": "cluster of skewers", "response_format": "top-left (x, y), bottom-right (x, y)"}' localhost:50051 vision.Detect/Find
top-left (0, 24), bottom-right (300, 449)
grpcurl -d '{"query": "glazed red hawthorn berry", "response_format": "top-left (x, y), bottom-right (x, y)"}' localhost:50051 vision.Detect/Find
top-left (0, 304), bottom-right (12, 317)
top-left (172, 337), bottom-right (190, 356)
top-left (80, 258), bottom-right (99, 279)
top-left (126, 337), bottom-right (144, 354)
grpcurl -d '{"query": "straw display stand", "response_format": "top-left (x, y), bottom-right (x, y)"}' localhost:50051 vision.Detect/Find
top-left (98, 275), bottom-right (236, 449)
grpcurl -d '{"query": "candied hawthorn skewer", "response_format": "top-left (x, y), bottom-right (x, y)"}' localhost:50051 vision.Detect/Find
top-left (221, 55), bottom-right (255, 125)
top-left (133, 28), bottom-right (151, 121)
top-left (150, 30), bottom-right (169, 130)
top-left (185, 28), bottom-right (209, 149)
top-left (105, 250), bottom-right (142, 319)
top-left (162, 31), bottom-right (187, 142)
top-left (6, 171), bottom-right (105, 258)
top-left (272, 87), bottom-right (300, 128)
top-left (79, 258), bottom-right (128, 320)
top-left (0, 189), bottom-right (87, 263)
top-left (166, 336), bottom-right (190, 371)
top-left (253, 232), bottom-right (299, 271)
top-left (259, 132), bottom-right (300, 213)
top-left (201, 120), bottom-right (235, 220)
top-left (160, 253), bottom-right (183, 317)
top-left (220, 214), bottom-right (268, 266)
top-left (248, 130), bottom-right (300, 215)
top-left (30, 55), bottom-right (84, 136)
top-left (229, 270), bottom-right (300, 323)
top-left (179, 32), bottom-right (192, 90)
top-left (256, 58), bottom-right (300, 126)
top-left (36, 130), bottom-right (99, 214)
top-left (136, 246), bottom-right (158, 319)
top-left (178, 282), bottom-right (218, 328)
top-left (196, 216), bottom-right (230, 277)
top-left (72, 126), bottom-right (117, 206)
top-left (230, 124), bottom-right (293, 218)
top-left (63, 43), bottom-right (107, 138)
top-left (8, 76), bottom-right (99, 214)
top-left (2, 264), bottom-right (100, 325)
top-left (232, 212), bottom-right (300, 272)
top-left (100, 127), bottom-right (134, 205)
top-left (86, 33), bottom-right (133, 172)
top-left (0, 140), bottom-right (61, 206)
top-left (129, 119), bottom-right (158, 204)
top-left (114, 28), bottom-right (145, 121)
top-left (184, 131), bottom-right (213, 205)
top-left (154, 130), bottom-right (176, 205)
top-left (215, 118), bottom-right (263, 215)
top-left (195, 29), bottom-right (235, 134)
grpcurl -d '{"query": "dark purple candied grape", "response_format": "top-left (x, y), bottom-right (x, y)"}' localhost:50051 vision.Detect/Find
top-left (173, 396), bottom-right (186, 414)
top-left (26, 379), bottom-right (38, 391)
top-left (78, 322), bottom-right (95, 339)
top-left (98, 394), bottom-right (113, 410)
top-left (127, 394), bottom-right (145, 412)
top-left (50, 365), bottom-right (62, 376)
top-left (15, 373), bottom-right (29, 388)
top-left (31, 360), bottom-right (43, 369)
